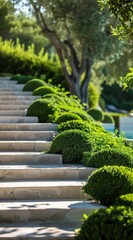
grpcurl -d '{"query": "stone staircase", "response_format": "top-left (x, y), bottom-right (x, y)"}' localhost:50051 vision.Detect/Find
top-left (0, 77), bottom-right (102, 239)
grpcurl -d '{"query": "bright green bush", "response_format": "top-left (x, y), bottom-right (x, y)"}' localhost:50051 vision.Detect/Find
top-left (88, 82), bottom-right (99, 108)
top-left (57, 120), bottom-right (90, 133)
top-left (23, 79), bottom-right (47, 91)
top-left (33, 85), bottom-right (56, 96)
top-left (76, 206), bottom-right (133, 240)
top-left (82, 149), bottom-right (133, 168)
top-left (115, 194), bottom-right (133, 207)
top-left (83, 166), bottom-right (133, 206)
top-left (55, 112), bottom-right (82, 124)
top-left (88, 108), bottom-right (104, 121)
top-left (49, 130), bottom-right (92, 163)
top-left (27, 98), bottom-right (55, 122)
top-left (102, 112), bottom-right (114, 123)
top-left (43, 93), bottom-right (66, 104)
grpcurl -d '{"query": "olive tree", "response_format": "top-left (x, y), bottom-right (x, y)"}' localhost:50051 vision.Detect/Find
top-left (13, 0), bottom-right (123, 106)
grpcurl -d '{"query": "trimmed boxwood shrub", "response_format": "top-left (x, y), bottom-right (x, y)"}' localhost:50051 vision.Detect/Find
top-left (102, 112), bottom-right (114, 124)
top-left (71, 110), bottom-right (93, 122)
top-left (23, 79), bottom-right (46, 91)
top-left (11, 74), bottom-right (34, 84)
top-left (57, 120), bottom-right (90, 133)
top-left (82, 149), bottom-right (133, 168)
top-left (33, 86), bottom-right (57, 96)
top-left (76, 206), bottom-right (133, 240)
top-left (83, 166), bottom-right (133, 206)
top-left (55, 112), bottom-right (82, 124)
top-left (49, 130), bottom-right (92, 163)
top-left (88, 108), bottom-right (104, 121)
top-left (115, 194), bottom-right (133, 207)
top-left (27, 98), bottom-right (55, 122)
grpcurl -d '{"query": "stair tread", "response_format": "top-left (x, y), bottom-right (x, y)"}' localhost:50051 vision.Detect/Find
top-left (0, 199), bottom-right (100, 210)
top-left (0, 222), bottom-right (76, 239)
top-left (0, 180), bottom-right (85, 187)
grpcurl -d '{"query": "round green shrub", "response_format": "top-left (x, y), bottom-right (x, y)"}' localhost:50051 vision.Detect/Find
top-left (23, 79), bottom-right (46, 91)
top-left (49, 130), bottom-right (92, 163)
top-left (33, 86), bottom-right (56, 96)
top-left (83, 166), bottom-right (133, 206)
top-left (76, 206), bottom-right (133, 240)
top-left (88, 108), bottom-right (104, 121)
top-left (57, 120), bottom-right (90, 133)
top-left (99, 97), bottom-right (106, 111)
top-left (102, 112), bottom-right (114, 123)
top-left (71, 110), bottom-right (93, 122)
top-left (115, 194), bottom-right (133, 207)
top-left (55, 112), bottom-right (82, 124)
top-left (27, 98), bottom-right (55, 122)
top-left (83, 149), bottom-right (133, 168)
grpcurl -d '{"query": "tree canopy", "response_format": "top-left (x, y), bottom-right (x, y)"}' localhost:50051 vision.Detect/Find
top-left (13, 0), bottom-right (125, 107)
top-left (98, 0), bottom-right (133, 89)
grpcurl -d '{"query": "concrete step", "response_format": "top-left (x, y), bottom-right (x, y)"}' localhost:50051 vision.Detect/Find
top-left (0, 222), bottom-right (76, 239)
top-left (0, 152), bottom-right (62, 165)
top-left (0, 100), bottom-right (34, 105)
top-left (0, 131), bottom-right (56, 140)
top-left (0, 180), bottom-right (86, 200)
top-left (0, 123), bottom-right (57, 131)
top-left (0, 116), bottom-right (38, 123)
top-left (0, 110), bottom-right (26, 116)
top-left (0, 165), bottom-right (95, 180)
top-left (0, 91), bottom-right (33, 95)
top-left (0, 141), bottom-right (51, 152)
top-left (0, 95), bottom-right (39, 100)
top-left (0, 84), bottom-right (24, 90)
top-left (0, 105), bottom-right (29, 110)
top-left (0, 200), bottom-right (103, 223)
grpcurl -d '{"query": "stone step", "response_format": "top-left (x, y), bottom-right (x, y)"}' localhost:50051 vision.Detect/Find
top-left (0, 105), bottom-right (29, 110)
top-left (0, 200), bottom-right (103, 223)
top-left (0, 116), bottom-right (38, 123)
top-left (0, 131), bottom-right (56, 140)
top-left (0, 100), bottom-right (34, 105)
top-left (0, 222), bottom-right (76, 239)
top-left (0, 110), bottom-right (26, 116)
top-left (0, 123), bottom-right (57, 131)
top-left (0, 165), bottom-right (95, 180)
top-left (0, 95), bottom-right (39, 100)
top-left (0, 84), bottom-right (24, 90)
top-left (0, 91), bottom-right (33, 95)
top-left (0, 141), bottom-right (51, 152)
top-left (0, 180), bottom-right (86, 200)
top-left (0, 152), bottom-right (62, 165)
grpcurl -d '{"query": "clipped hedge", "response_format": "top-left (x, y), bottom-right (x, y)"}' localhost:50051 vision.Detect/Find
top-left (115, 194), bottom-right (133, 207)
top-left (83, 166), bottom-right (133, 206)
top-left (55, 112), bottom-right (82, 124)
top-left (49, 130), bottom-right (92, 163)
top-left (76, 206), bottom-right (133, 240)
top-left (23, 79), bottom-right (46, 91)
top-left (88, 108), bottom-right (104, 121)
top-left (27, 98), bottom-right (55, 122)
top-left (57, 120), bottom-right (90, 133)
top-left (102, 112), bottom-right (114, 124)
top-left (11, 74), bottom-right (34, 84)
top-left (33, 85), bottom-right (57, 96)
top-left (82, 149), bottom-right (133, 168)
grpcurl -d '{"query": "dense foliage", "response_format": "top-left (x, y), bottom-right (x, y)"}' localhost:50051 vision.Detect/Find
top-left (83, 166), bottom-right (133, 205)
top-left (76, 206), bottom-right (133, 240)
top-left (115, 193), bottom-right (133, 207)
top-left (82, 149), bottom-right (133, 168)
top-left (88, 108), bottom-right (104, 121)
top-left (57, 120), bottom-right (91, 133)
top-left (49, 130), bottom-right (92, 163)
